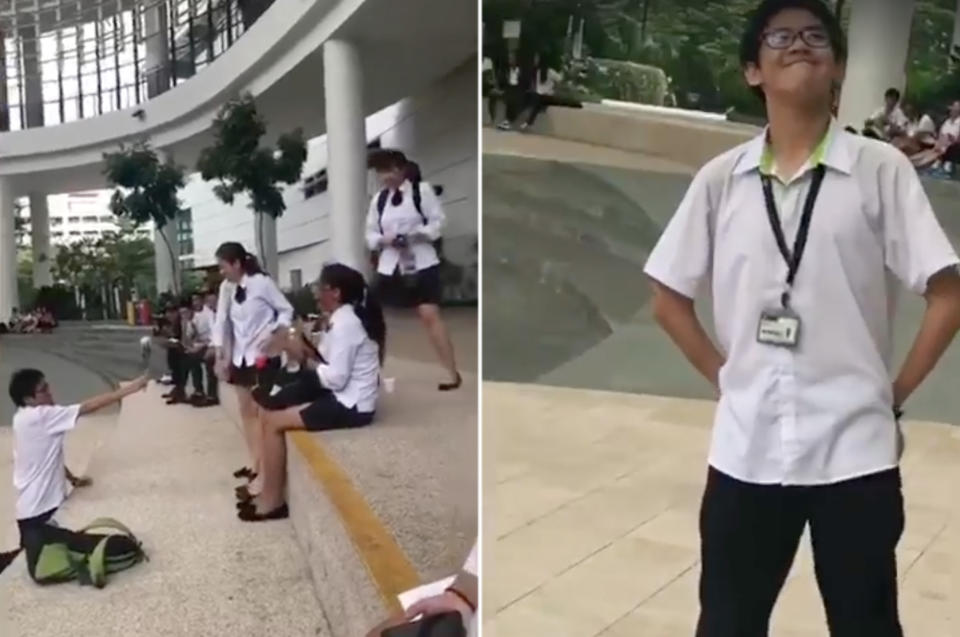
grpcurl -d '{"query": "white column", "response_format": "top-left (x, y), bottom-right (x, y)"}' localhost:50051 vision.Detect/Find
top-left (144, 1), bottom-right (170, 98)
top-left (323, 39), bottom-right (368, 274)
top-left (29, 193), bottom-right (52, 287)
top-left (0, 178), bottom-right (18, 322)
top-left (837, 0), bottom-right (915, 129)
top-left (253, 212), bottom-right (279, 279)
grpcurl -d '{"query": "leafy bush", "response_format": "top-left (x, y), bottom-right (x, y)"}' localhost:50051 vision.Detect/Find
top-left (561, 57), bottom-right (668, 104)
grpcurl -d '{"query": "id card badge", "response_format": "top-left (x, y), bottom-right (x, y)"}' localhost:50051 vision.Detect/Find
top-left (757, 307), bottom-right (801, 348)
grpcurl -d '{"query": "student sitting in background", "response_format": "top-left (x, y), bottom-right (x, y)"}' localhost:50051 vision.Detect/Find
top-left (890, 101), bottom-right (937, 156)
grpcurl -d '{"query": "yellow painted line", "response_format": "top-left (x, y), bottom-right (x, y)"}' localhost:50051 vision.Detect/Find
top-left (289, 431), bottom-right (420, 611)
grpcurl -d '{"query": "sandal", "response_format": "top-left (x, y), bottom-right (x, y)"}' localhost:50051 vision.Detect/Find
top-left (438, 372), bottom-right (462, 392)
top-left (238, 503), bottom-right (289, 522)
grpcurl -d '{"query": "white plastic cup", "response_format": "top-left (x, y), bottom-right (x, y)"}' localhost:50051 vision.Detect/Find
top-left (383, 377), bottom-right (396, 394)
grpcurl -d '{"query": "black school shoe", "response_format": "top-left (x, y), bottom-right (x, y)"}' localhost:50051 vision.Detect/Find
top-left (237, 503), bottom-right (289, 522)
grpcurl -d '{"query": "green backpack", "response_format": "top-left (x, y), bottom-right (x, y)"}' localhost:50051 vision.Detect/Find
top-left (22, 517), bottom-right (147, 588)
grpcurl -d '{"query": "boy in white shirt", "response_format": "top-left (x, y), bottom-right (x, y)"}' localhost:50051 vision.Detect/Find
top-left (10, 368), bottom-right (148, 546)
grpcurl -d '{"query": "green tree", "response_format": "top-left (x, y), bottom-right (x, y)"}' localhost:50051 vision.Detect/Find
top-left (196, 93), bottom-right (307, 275)
top-left (103, 141), bottom-right (189, 295)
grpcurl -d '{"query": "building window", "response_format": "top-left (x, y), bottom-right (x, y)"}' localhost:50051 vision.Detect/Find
top-left (69, 231), bottom-right (81, 236)
top-left (68, 216), bottom-right (80, 223)
top-left (290, 269), bottom-right (303, 289)
top-left (83, 215), bottom-right (98, 223)
top-left (100, 215), bottom-right (114, 223)
top-left (51, 218), bottom-right (63, 226)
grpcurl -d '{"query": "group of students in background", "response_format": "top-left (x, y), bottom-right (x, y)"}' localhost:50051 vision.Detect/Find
top-left (483, 48), bottom-right (563, 131)
top-left (154, 291), bottom-right (220, 407)
top-left (0, 307), bottom-right (57, 335)
top-left (861, 87), bottom-right (960, 177)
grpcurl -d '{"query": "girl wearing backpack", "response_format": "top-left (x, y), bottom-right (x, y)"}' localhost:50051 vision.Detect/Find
top-left (365, 149), bottom-right (461, 391)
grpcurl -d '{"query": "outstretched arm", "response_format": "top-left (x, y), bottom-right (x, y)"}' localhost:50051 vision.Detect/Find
top-left (78, 375), bottom-right (149, 416)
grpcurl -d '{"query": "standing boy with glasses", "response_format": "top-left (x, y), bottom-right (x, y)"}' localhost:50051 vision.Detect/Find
top-left (644, 1), bottom-right (960, 635)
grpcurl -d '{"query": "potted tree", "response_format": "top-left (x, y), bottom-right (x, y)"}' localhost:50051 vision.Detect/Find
top-left (103, 141), bottom-right (188, 296)
top-left (197, 93), bottom-right (307, 277)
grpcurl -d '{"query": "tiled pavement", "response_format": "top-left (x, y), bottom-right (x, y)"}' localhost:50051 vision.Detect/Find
top-left (483, 383), bottom-right (960, 637)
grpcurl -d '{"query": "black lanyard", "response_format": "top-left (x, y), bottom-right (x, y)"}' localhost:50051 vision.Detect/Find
top-left (760, 164), bottom-right (826, 308)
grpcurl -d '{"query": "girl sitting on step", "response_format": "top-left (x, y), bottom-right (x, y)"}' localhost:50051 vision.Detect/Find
top-left (236, 263), bottom-right (385, 522)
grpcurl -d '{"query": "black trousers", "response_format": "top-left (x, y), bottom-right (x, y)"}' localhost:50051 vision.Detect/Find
top-left (168, 347), bottom-right (204, 395)
top-left (697, 467), bottom-right (904, 637)
top-left (190, 347), bottom-right (218, 399)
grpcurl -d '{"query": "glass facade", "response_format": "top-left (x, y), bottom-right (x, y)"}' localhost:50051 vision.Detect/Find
top-left (0, 0), bottom-right (273, 131)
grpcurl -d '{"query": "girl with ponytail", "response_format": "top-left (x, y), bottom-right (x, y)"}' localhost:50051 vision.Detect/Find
top-left (237, 262), bottom-right (385, 522)
top-left (212, 241), bottom-right (294, 493)
top-left (365, 149), bottom-right (462, 391)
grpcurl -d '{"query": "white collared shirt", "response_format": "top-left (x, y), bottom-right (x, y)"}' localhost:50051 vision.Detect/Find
top-left (645, 119), bottom-right (958, 485)
top-left (219, 273), bottom-right (293, 367)
top-left (365, 179), bottom-right (446, 276)
top-left (316, 304), bottom-right (380, 413)
top-left (13, 404), bottom-right (80, 519)
top-left (940, 116), bottom-right (960, 141)
top-left (193, 306), bottom-right (216, 346)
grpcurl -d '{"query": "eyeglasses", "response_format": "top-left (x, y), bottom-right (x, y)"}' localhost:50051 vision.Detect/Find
top-left (761, 27), bottom-right (831, 50)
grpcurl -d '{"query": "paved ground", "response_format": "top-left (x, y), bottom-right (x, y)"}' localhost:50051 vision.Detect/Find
top-left (1, 308), bottom-right (477, 633)
top-left (1, 383), bottom-right (330, 637)
top-left (483, 384), bottom-right (960, 637)
top-left (482, 129), bottom-right (960, 636)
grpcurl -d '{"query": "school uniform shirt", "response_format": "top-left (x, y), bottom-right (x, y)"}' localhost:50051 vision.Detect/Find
top-left (315, 304), bottom-right (380, 413)
top-left (535, 68), bottom-right (562, 96)
top-left (365, 179), bottom-right (446, 276)
top-left (906, 114), bottom-right (936, 138)
top-left (220, 273), bottom-right (294, 367)
top-left (869, 105), bottom-right (909, 132)
top-left (193, 306), bottom-right (215, 346)
top-left (940, 116), bottom-right (960, 142)
top-left (13, 404), bottom-right (81, 520)
top-left (644, 118), bottom-right (958, 486)
top-left (507, 66), bottom-right (520, 86)
top-left (212, 279), bottom-right (235, 353)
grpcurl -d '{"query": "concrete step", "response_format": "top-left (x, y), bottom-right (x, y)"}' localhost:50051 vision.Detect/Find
top-left (220, 356), bottom-right (478, 637)
top-left (0, 384), bottom-right (329, 637)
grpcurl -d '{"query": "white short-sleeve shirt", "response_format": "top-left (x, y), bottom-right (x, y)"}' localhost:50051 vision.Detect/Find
top-left (13, 404), bottom-right (81, 519)
top-left (940, 116), bottom-right (960, 142)
top-left (364, 180), bottom-right (446, 276)
top-left (315, 304), bottom-right (380, 412)
top-left (644, 118), bottom-right (958, 485)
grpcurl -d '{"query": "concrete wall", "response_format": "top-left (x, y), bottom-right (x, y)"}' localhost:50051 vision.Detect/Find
top-left (506, 103), bottom-right (758, 170)
top-left (191, 59), bottom-right (478, 295)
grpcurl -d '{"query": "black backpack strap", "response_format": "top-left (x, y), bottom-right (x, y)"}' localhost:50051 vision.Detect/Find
top-left (411, 180), bottom-right (427, 224)
top-left (376, 189), bottom-right (390, 233)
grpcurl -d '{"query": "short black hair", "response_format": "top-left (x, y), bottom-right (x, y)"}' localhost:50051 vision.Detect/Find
top-left (740, 0), bottom-right (847, 69)
top-left (9, 368), bottom-right (45, 407)
top-left (885, 87), bottom-right (901, 101)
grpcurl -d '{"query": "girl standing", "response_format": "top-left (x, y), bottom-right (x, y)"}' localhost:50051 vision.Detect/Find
top-left (212, 242), bottom-right (294, 488)
top-left (365, 150), bottom-right (461, 390)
